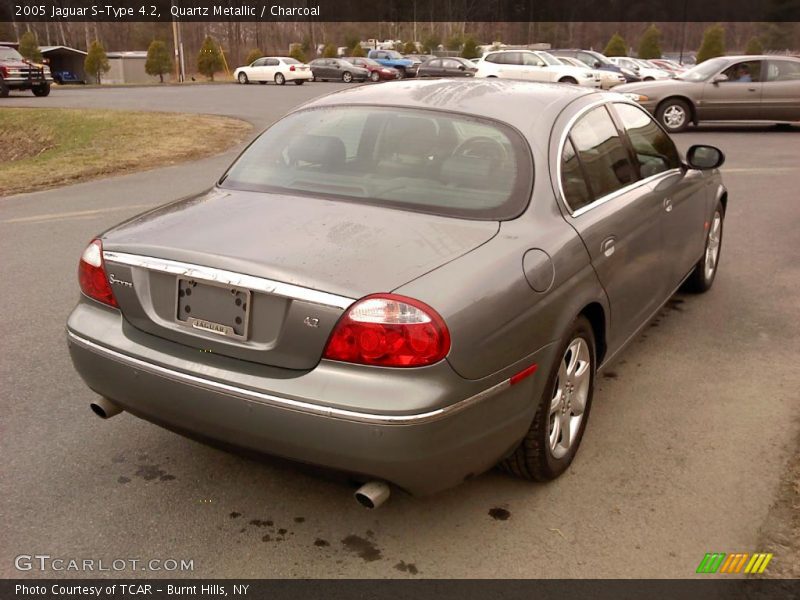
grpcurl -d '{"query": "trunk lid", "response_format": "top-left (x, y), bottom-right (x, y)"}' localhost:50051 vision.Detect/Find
top-left (102, 189), bottom-right (498, 369)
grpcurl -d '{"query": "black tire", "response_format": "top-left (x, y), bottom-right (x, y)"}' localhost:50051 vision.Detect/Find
top-left (683, 202), bottom-right (724, 293)
top-left (259, 81), bottom-right (266, 85)
top-left (396, 68), bottom-right (406, 79)
top-left (644, 76), bottom-right (654, 81)
top-left (559, 77), bottom-right (578, 84)
top-left (32, 83), bottom-right (50, 97)
top-left (656, 98), bottom-right (691, 133)
top-left (294, 80), bottom-right (304, 85)
top-left (0, 80), bottom-right (9, 98)
top-left (370, 71), bottom-right (380, 82)
top-left (274, 73), bottom-right (285, 86)
top-left (237, 72), bottom-right (248, 84)
top-left (342, 71), bottom-right (353, 83)
top-left (500, 316), bottom-right (596, 481)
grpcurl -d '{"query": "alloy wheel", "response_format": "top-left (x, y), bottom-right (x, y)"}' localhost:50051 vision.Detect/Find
top-left (549, 337), bottom-right (591, 459)
top-left (704, 211), bottom-right (722, 280)
top-left (663, 104), bottom-right (686, 130)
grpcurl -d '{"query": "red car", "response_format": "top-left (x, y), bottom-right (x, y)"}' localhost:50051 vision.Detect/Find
top-left (343, 57), bottom-right (399, 82)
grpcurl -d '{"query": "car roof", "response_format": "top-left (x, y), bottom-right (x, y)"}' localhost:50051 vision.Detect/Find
top-left (301, 78), bottom-right (600, 132)
top-left (720, 54), bottom-right (800, 61)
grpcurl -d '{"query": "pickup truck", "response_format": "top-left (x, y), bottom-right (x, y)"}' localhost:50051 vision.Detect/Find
top-left (0, 45), bottom-right (52, 97)
top-left (367, 49), bottom-right (418, 79)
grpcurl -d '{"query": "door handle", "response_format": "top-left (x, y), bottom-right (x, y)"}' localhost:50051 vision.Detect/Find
top-left (663, 197), bottom-right (673, 213)
top-left (748, 87), bottom-right (757, 92)
top-left (601, 237), bottom-right (616, 257)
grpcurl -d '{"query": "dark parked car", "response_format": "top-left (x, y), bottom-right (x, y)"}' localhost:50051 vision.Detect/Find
top-left (67, 80), bottom-right (727, 506)
top-left (417, 56), bottom-right (478, 78)
top-left (616, 55), bottom-right (800, 132)
top-left (53, 70), bottom-right (85, 85)
top-left (551, 49), bottom-right (641, 83)
top-left (309, 58), bottom-right (369, 83)
top-left (343, 57), bottom-right (399, 82)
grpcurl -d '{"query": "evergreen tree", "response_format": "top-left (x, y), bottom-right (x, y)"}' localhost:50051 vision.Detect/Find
top-left (403, 40), bottom-right (417, 54)
top-left (289, 45), bottom-right (306, 63)
top-left (446, 34), bottom-right (464, 52)
top-left (350, 44), bottom-right (365, 58)
top-left (461, 37), bottom-right (480, 60)
top-left (197, 36), bottom-right (224, 81)
top-left (637, 25), bottom-right (662, 59)
top-left (84, 41), bottom-right (110, 84)
top-left (322, 44), bottom-right (337, 58)
top-left (744, 37), bottom-right (763, 55)
top-left (145, 40), bottom-right (172, 83)
top-left (697, 24), bottom-right (726, 63)
top-left (245, 48), bottom-right (263, 65)
top-left (421, 34), bottom-right (441, 53)
top-left (604, 33), bottom-right (628, 57)
top-left (19, 31), bottom-right (42, 63)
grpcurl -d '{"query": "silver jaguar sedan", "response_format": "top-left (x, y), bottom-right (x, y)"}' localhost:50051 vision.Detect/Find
top-left (67, 80), bottom-right (728, 506)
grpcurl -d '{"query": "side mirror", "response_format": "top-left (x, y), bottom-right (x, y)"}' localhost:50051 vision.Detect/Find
top-left (593, 61), bottom-right (601, 68)
top-left (712, 73), bottom-right (728, 85)
top-left (458, 65), bottom-right (465, 70)
top-left (686, 145), bottom-right (725, 170)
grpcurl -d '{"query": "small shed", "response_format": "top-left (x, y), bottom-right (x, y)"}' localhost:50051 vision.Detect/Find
top-left (106, 51), bottom-right (171, 84)
top-left (40, 46), bottom-right (87, 82)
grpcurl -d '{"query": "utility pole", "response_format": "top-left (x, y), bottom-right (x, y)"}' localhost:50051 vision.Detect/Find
top-left (171, 18), bottom-right (180, 81)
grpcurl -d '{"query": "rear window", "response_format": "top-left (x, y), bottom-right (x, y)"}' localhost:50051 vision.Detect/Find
top-left (219, 106), bottom-right (533, 220)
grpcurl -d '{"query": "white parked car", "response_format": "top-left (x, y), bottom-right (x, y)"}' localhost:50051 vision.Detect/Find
top-left (234, 57), bottom-right (313, 86)
top-left (557, 56), bottom-right (626, 89)
top-left (475, 49), bottom-right (600, 87)
top-left (608, 57), bottom-right (670, 81)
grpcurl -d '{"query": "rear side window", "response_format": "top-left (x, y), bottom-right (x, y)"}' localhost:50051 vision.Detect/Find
top-left (766, 60), bottom-right (800, 81)
top-left (563, 105), bottom-right (635, 208)
top-left (613, 103), bottom-right (680, 178)
top-left (560, 139), bottom-right (592, 211)
top-left (220, 106), bottom-right (533, 220)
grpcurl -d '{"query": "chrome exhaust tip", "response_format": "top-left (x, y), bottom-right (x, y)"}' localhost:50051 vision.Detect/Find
top-left (89, 397), bottom-right (123, 419)
top-left (354, 481), bottom-right (391, 509)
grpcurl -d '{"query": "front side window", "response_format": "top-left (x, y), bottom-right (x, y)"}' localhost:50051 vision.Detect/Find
top-left (523, 53), bottom-right (545, 67)
top-left (561, 105), bottom-right (636, 210)
top-left (766, 60), bottom-right (800, 82)
top-left (721, 60), bottom-right (762, 83)
top-left (220, 106), bottom-right (533, 220)
top-left (613, 103), bottom-right (680, 178)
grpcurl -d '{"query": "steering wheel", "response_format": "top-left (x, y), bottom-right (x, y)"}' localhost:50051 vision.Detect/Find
top-left (453, 136), bottom-right (509, 162)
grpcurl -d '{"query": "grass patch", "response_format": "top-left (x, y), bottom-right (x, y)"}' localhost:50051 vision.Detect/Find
top-left (0, 108), bottom-right (252, 196)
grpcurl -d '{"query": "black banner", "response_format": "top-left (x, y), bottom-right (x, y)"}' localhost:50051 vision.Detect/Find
top-left (2, 0), bottom-right (800, 23)
top-left (3, 579), bottom-right (800, 600)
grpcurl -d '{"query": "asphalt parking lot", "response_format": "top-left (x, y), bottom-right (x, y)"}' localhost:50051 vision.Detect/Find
top-left (1, 83), bottom-right (798, 578)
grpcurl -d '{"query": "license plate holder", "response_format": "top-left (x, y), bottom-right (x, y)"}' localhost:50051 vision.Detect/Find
top-left (176, 278), bottom-right (251, 340)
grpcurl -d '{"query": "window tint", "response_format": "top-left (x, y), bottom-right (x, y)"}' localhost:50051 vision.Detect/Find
top-left (522, 53), bottom-right (545, 67)
top-left (560, 139), bottom-right (592, 211)
top-left (721, 60), bottom-right (762, 83)
top-left (485, 53), bottom-right (503, 64)
top-left (766, 60), bottom-right (800, 82)
top-left (428, 59), bottom-right (442, 68)
top-left (442, 59), bottom-right (460, 69)
top-left (265, 59), bottom-right (279, 66)
top-left (566, 105), bottom-right (636, 206)
top-left (220, 107), bottom-right (533, 220)
top-left (252, 58), bottom-right (266, 66)
top-left (613, 103), bottom-right (680, 178)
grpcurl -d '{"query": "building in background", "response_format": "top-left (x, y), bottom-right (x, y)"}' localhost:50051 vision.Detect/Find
top-left (106, 51), bottom-right (172, 84)
top-left (40, 46), bottom-right (87, 83)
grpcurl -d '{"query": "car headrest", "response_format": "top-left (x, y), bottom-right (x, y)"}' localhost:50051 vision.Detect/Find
top-left (440, 156), bottom-right (494, 189)
top-left (384, 117), bottom-right (439, 155)
top-left (288, 135), bottom-right (346, 169)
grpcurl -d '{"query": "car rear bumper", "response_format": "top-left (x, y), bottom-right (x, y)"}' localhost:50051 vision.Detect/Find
top-left (286, 71), bottom-right (313, 81)
top-left (66, 301), bottom-right (555, 495)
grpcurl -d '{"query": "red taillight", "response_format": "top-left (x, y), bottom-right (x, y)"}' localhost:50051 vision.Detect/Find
top-left (323, 294), bottom-right (450, 367)
top-left (290, 65), bottom-right (296, 71)
top-left (78, 239), bottom-right (118, 308)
